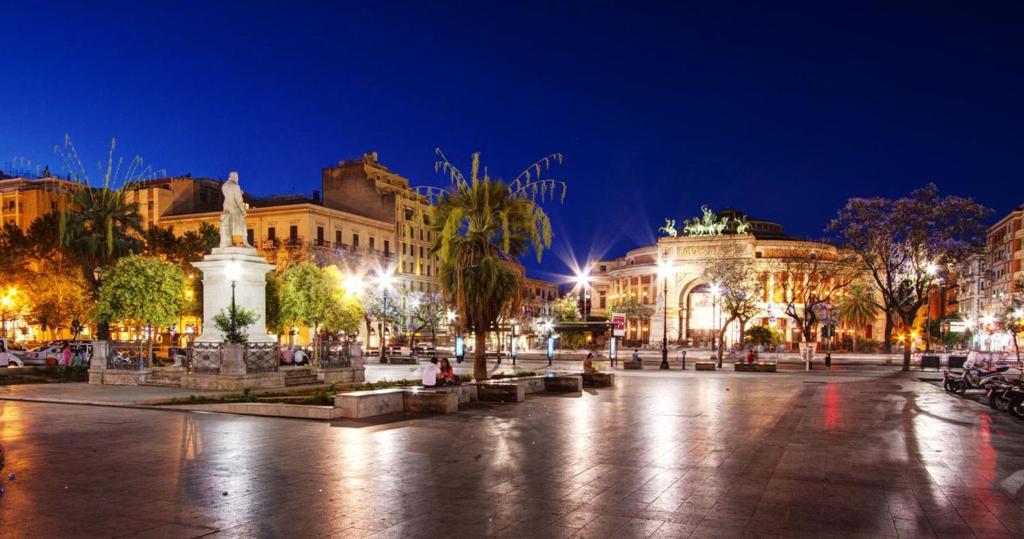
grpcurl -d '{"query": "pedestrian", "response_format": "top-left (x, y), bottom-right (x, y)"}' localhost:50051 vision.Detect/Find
top-left (61, 343), bottom-right (72, 367)
top-left (632, 349), bottom-right (640, 364)
top-left (422, 357), bottom-right (440, 388)
top-left (293, 347), bottom-right (307, 366)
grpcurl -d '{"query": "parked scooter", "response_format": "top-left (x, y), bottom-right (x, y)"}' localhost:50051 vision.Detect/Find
top-left (943, 365), bottom-right (1010, 394)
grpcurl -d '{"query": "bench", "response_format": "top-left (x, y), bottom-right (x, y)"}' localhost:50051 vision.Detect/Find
top-left (921, 355), bottom-right (941, 371)
top-left (477, 382), bottom-right (526, 403)
top-left (695, 361), bottom-right (717, 371)
top-left (582, 372), bottom-right (614, 388)
top-left (334, 388), bottom-right (406, 418)
top-left (734, 362), bottom-right (776, 373)
top-left (544, 374), bottom-right (582, 393)
top-left (403, 389), bottom-right (459, 414)
top-left (948, 356), bottom-right (967, 370)
top-left (624, 361), bottom-right (643, 370)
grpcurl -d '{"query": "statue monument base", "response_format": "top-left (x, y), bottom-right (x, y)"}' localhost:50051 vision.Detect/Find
top-left (192, 246), bottom-right (276, 343)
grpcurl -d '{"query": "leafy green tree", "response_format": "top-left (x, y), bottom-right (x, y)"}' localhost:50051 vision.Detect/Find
top-left (552, 296), bottom-right (580, 321)
top-left (93, 255), bottom-right (185, 360)
top-left (836, 282), bottom-right (878, 352)
top-left (24, 269), bottom-right (90, 340)
top-left (363, 290), bottom-right (401, 351)
top-left (143, 225), bottom-right (178, 259)
top-left (744, 326), bottom-right (780, 347)
top-left (213, 304), bottom-right (259, 343)
top-left (264, 271), bottom-right (284, 334)
top-left (279, 263), bottom-right (363, 361)
top-left (408, 292), bottom-right (447, 345)
top-left (432, 150), bottom-right (563, 380)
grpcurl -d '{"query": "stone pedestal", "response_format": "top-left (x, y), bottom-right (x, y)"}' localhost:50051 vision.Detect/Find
top-left (88, 340), bottom-right (109, 385)
top-left (220, 343), bottom-right (246, 375)
top-left (192, 247), bottom-right (276, 343)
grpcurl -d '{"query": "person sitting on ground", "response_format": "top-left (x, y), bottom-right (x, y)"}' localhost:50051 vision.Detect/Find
top-left (583, 353), bottom-right (597, 374)
top-left (422, 357), bottom-right (440, 388)
top-left (438, 357), bottom-right (458, 386)
top-left (631, 349), bottom-right (640, 363)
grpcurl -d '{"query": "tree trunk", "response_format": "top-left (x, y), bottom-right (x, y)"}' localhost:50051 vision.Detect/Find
top-left (474, 331), bottom-right (488, 381)
top-left (883, 313), bottom-right (894, 353)
top-left (902, 336), bottom-right (912, 372)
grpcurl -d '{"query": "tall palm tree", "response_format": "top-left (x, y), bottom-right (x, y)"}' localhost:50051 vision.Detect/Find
top-left (431, 150), bottom-right (563, 380)
top-left (837, 282), bottom-right (878, 352)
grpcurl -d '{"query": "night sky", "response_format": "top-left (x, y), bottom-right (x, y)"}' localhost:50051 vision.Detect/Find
top-left (3, 1), bottom-right (1022, 281)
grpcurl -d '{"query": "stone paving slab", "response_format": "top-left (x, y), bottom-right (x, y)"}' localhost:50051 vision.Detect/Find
top-left (0, 381), bottom-right (229, 406)
top-left (2, 372), bottom-right (1024, 538)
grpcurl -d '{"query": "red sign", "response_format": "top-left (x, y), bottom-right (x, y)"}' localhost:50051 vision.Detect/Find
top-left (611, 313), bottom-right (626, 337)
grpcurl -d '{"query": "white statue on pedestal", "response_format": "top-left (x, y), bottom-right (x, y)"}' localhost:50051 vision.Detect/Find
top-left (220, 171), bottom-right (250, 248)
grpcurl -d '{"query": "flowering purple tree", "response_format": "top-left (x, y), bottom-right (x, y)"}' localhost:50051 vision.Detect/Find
top-left (828, 184), bottom-right (990, 371)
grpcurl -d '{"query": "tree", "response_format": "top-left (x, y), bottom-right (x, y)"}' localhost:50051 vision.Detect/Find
top-left (24, 269), bottom-right (90, 340)
top-left (212, 303), bottom-right (259, 343)
top-left (771, 250), bottom-right (860, 347)
top-left (745, 326), bottom-right (780, 347)
top-left (551, 296), bottom-right (580, 322)
top-left (408, 292), bottom-right (447, 345)
top-left (836, 282), bottom-right (878, 352)
top-left (93, 255), bottom-right (185, 360)
top-left (608, 296), bottom-right (654, 342)
top-left (279, 263), bottom-right (363, 362)
top-left (432, 149), bottom-right (564, 380)
top-left (702, 255), bottom-right (761, 361)
top-left (143, 225), bottom-right (178, 259)
top-left (363, 292), bottom-right (401, 350)
top-left (828, 184), bottom-right (991, 370)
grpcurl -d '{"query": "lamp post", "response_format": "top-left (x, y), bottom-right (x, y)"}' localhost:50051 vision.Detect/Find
top-left (374, 268), bottom-right (395, 363)
top-left (92, 267), bottom-right (109, 340)
top-left (575, 267), bottom-right (591, 321)
top-left (710, 283), bottom-right (722, 367)
top-left (511, 321), bottom-right (518, 366)
top-left (657, 259), bottom-right (673, 370)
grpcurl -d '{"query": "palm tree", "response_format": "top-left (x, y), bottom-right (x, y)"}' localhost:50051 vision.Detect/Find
top-left (837, 282), bottom-right (878, 352)
top-left (431, 150), bottom-right (564, 380)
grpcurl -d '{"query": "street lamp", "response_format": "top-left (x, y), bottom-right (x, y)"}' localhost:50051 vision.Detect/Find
top-left (657, 259), bottom-right (674, 369)
top-left (574, 267), bottom-right (591, 320)
top-left (223, 262), bottom-right (243, 344)
top-left (374, 267), bottom-right (396, 363)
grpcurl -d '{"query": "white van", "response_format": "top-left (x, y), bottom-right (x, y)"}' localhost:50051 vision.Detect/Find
top-left (0, 338), bottom-right (25, 367)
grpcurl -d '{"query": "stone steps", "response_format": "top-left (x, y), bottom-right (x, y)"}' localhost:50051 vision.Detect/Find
top-left (143, 370), bottom-right (183, 387)
top-left (284, 368), bottom-right (317, 387)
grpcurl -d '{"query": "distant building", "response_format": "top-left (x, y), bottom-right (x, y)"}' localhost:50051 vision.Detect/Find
top-left (0, 176), bottom-right (76, 229)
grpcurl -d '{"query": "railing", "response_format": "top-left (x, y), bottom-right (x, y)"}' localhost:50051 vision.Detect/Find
top-left (107, 340), bottom-right (150, 370)
top-left (188, 342), bottom-right (222, 374)
top-left (244, 342), bottom-right (279, 373)
top-left (318, 340), bottom-right (353, 369)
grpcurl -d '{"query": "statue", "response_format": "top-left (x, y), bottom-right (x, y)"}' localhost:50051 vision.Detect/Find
top-left (658, 218), bottom-right (678, 237)
top-left (735, 217), bottom-right (750, 235)
top-left (220, 171), bottom-right (250, 248)
top-left (683, 205), bottom-right (729, 236)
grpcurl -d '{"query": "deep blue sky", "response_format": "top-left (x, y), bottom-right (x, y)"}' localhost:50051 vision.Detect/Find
top-left (3, 1), bottom-right (1022, 281)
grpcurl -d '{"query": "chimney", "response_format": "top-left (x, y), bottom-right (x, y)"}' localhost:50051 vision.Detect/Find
top-left (312, 190), bottom-right (321, 204)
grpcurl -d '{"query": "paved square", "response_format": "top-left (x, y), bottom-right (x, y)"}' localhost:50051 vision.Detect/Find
top-left (1, 372), bottom-right (1023, 538)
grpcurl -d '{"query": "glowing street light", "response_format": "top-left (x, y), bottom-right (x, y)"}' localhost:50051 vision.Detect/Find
top-left (574, 266), bottom-right (592, 320)
top-left (373, 267), bottom-right (397, 362)
top-left (657, 259), bottom-right (674, 369)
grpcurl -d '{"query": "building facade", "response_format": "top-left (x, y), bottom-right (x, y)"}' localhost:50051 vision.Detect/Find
top-left (589, 210), bottom-right (883, 350)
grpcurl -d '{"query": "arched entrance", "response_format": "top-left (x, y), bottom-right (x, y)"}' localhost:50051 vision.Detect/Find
top-left (679, 282), bottom-right (718, 347)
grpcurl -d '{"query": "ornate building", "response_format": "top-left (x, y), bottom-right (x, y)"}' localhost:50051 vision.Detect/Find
top-left (590, 209), bottom-right (882, 349)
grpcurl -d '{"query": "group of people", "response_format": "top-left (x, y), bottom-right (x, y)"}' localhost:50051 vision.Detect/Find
top-left (421, 357), bottom-right (460, 387)
top-left (60, 343), bottom-right (90, 367)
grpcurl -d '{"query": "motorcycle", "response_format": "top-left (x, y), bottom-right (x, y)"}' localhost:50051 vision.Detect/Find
top-left (943, 365), bottom-right (1010, 394)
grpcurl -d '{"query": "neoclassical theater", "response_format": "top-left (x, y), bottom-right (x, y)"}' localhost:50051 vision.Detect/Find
top-left (588, 208), bottom-right (881, 348)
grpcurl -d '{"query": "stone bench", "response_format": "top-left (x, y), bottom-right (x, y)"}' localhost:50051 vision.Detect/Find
top-left (733, 362), bottom-right (777, 373)
top-left (477, 382), bottom-right (526, 403)
top-left (333, 388), bottom-right (406, 418)
top-left (695, 362), bottom-right (717, 371)
top-left (582, 372), bottom-right (614, 388)
top-left (623, 361), bottom-right (643, 370)
top-left (544, 374), bottom-right (582, 393)
top-left (403, 389), bottom-right (459, 414)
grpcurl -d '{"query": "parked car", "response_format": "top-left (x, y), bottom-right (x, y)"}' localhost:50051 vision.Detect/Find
top-left (0, 338), bottom-right (25, 367)
top-left (413, 342), bottom-right (437, 356)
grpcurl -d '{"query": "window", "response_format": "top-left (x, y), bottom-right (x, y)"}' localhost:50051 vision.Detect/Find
top-left (369, 237), bottom-right (375, 251)
top-left (50, 201), bottom-right (57, 211)
top-left (403, 243), bottom-right (407, 255)
top-left (420, 229), bottom-right (424, 241)
top-left (427, 231), bottom-right (431, 242)
top-left (352, 233), bottom-right (359, 247)
top-left (289, 225), bottom-right (298, 241)
top-left (423, 213), bottom-right (430, 226)
top-left (317, 226), bottom-right (324, 246)
top-left (335, 230), bottom-right (342, 245)
top-left (247, 228), bottom-right (255, 245)
top-left (419, 246), bottom-right (424, 258)
top-left (384, 240), bottom-right (390, 256)
top-left (404, 208), bottom-right (414, 220)
top-left (267, 227), bottom-right (276, 241)
top-left (147, 201), bottom-right (154, 212)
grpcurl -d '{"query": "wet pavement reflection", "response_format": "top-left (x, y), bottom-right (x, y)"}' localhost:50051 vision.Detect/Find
top-left (1, 372), bottom-right (1024, 538)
